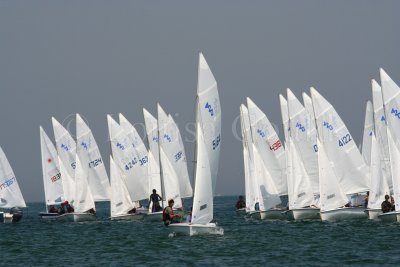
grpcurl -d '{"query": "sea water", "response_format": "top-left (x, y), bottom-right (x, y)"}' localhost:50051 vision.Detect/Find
top-left (0, 196), bottom-right (399, 266)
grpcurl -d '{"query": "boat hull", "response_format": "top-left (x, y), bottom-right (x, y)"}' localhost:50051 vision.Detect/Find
top-left (236, 208), bottom-right (247, 215)
top-left (366, 208), bottom-right (382, 220)
top-left (320, 207), bottom-right (368, 221)
top-left (168, 223), bottom-right (222, 236)
top-left (111, 213), bottom-right (145, 221)
top-left (0, 212), bottom-right (14, 223)
top-left (247, 210), bottom-right (261, 220)
top-left (144, 211), bottom-right (163, 222)
top-left (378, 211), bottom-right (400, 222)
top-left (260, 209), bottom-right (286, 220)
top-left (39, 212), bottom-right (96, 222)
top-left (290, 208), bottom-right (320, 220)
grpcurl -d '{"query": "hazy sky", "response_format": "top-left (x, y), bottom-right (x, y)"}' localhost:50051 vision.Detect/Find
top-left (0, 1), bottom-right (399, 202)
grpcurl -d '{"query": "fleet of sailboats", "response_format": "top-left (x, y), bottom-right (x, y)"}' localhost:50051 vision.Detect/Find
top-left (2, 56), bottom-right (400, 228)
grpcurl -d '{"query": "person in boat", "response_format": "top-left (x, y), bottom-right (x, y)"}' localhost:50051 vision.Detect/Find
top-left (364, 192), bottom-right (369, 208)
top-left (86, 208), bottom-right (96, 215)
top-left (235, 195), bottom-right (246, 210)
top-left (128, 207), bottom-right (137, 214)
top-left (381, 195), bottom-right (392, 213)
top-left (390, 196), bottom-right (395, 211)
top-left (58, 202), bottom-right (66, 215)
top-left (48, 205), bottom-right (58, 213)
top-left (148, 189), bottom-right (163, 212)
top-left (65, 201), bottom-right (74, 213)
top-left (162, 199), bottom-right (181, 226)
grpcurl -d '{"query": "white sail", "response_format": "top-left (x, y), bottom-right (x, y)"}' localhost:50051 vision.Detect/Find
top-left (240, 104), bottom-right (258, 211)
top-left (107, 115), bottom-right (148, 201)
top-left (372, 79), bottom-right (392, 191)
top-left (118, 113), bottom-right (149, 199)
top-left (110, 156), bottom-right (135, 217)
top-left (74, 155), bottom-right (95, 213)
top-left (302, 92), bottom-right (315, 123)
top-left (368, 134), bottom-right (390, 209)
top-left (388, 130), bottom-right (400, 211)
top-left (380, 68), bottom-right (400, 148)
top-left (40, 126), bottom-right (63, 205)
top-left (361, 101), bottom-right (374, 167)
top-left (169, 114), bottom-right (192, 198)
top-left (311, 87), bottom-right (369, 195)
top-left (247, 97), bottom-right (287, 196)
top-left (252, 144), bottom-right (282, 211)
top-left (143, 108), bottom-right (162, 196)
top-left (287, 138), bottom-right (314, 209)
top-left (279, 94), bottom-right (290, 143)
top-left (0, 147), bottom-right (26, 208)
top-left (317, 139), bottom-right (349, 212)
top-left (76, 114), bottom-right (110, 201)
top-left (287, 89), bottom-right (319, 194)
top-left (52, 117), bottom-right (77, 203)
top-left (191, 53), bottom-right (221, 224)
top-left (157, 104), bottom-right (183, 209)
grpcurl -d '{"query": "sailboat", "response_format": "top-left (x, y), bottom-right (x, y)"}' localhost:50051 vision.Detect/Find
top-left (38, 126), bottom-right (64, 219)
top-left (378, 130), bottom-right (400, 222)
top-left (239, 104), bottom-right (257, 215)
top-left (119, 113), bottom-right (150, 214)
top-left (372, 78), bottom-right (392, 192)
top-left (110, 156), bottom-right (144, 220)
top-left (50, 117), bottom-right (96, 222)
top-left (0, 146), bottom-right (26, 223)
top-left (286, 89), bottom-right (320, 220)
top-left (168, 53), bottom-right (222, 235)
top-left (367, 133), bottom-right (389, 220)
top-left (107, 115), bottom-right (149, 219)
top-left (247, 97), bottom-right (287, 220)
top-left (311, 87), bottom-right (369, 207)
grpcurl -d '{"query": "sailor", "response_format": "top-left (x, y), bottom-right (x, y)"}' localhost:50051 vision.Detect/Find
top-left (381, 195), bottom-right (392, 213)
top-left (235, 195), bottom-right (246, 209)
top-left (148, 189), bottom-right (162, 212)
top-left (162, 199), bottom-right (181, 226)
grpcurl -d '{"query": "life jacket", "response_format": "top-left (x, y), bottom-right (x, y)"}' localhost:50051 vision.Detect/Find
top-left (162, 207), bottom-right (168, 221)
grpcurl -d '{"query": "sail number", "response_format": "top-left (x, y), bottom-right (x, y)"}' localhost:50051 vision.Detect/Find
top-left (152, 136), bottom-right (159, 143)
top-left (124, 156), bottom-right (148, 170)
top-left (51, 173), bottom-right (61, 183)
top-left (89, 158), bottom-right (103, 168)
top-left (205, 102), bottom-right (214, 116)
top-left (313, 144), bottom-right (318, 152)
top-left (338, 134), bottom-right (352, 147)
top-left (212, 134), bottom-right (221, 150)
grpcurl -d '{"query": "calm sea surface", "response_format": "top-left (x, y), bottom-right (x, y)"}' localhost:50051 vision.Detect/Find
top-left (1, 196), bottom-right (399, 266)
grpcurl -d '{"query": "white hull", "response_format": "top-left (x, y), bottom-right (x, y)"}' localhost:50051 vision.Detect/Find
top-left (111, 213), bottom-right (145, 221)
top-left (290, 208), bottom-right (320, 220)
top-left (168, 222), bottom-right (223, 236)
top-left (320, 207), bottom-right (368, 221)
top-left (378, 211), bottom-right (400, 222)
top-left (260, 209), bottom-right (287, 220)
top-left (39, 212), bottom-right (96, 222)
top-left (0, 212), bottom-right (14, 223)
top-left (366, 208), bottom-right (382, 220)
top-left (144, 211), bottom-right (163, 222)
top-left (247, 210), bottom-right (261, 220)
